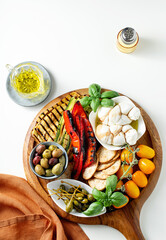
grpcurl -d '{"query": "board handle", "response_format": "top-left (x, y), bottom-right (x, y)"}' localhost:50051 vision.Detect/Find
top-left (102, 207), bottom-right (145, 240)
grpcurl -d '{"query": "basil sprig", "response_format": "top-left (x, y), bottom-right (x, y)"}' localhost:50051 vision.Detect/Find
top-left (80, 83), bottom-right (119, 112)
top-left (83, 175), bottom-right (128, 216)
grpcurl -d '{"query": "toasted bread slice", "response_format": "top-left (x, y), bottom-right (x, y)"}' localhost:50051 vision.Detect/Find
top-left (88, 178), bottom-right (106, 191)
top-left (97, 151), bottom-right (121, 171)
top-left (103, 159), bottom-right (121, 175)
top-left (97, 147), bottom-right (116, 163)
top-left (82, 159), bottom-right (98, 180)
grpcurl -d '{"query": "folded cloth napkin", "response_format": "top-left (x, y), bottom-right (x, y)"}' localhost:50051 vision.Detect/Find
top-left (0, 174), bottom-right (89, 240)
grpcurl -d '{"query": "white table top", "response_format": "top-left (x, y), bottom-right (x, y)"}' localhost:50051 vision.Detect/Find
top-left (1, 0), bottom-right (166, 239)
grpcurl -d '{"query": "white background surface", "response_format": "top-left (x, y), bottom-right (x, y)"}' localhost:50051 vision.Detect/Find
top-left (0, 0), bottom-right (166, 239)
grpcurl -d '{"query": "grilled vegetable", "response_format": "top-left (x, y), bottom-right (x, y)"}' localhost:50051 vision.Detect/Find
top-left (55, 97), bottom-right (77, 144)
top-left (83, 117), bottom-right (96, 168)
top-left (72, 101), bottom-right (96, 169)
top-left (72, 116), bottom-right (85, 179)
top-left (31, 91), bottom-right (81, 144)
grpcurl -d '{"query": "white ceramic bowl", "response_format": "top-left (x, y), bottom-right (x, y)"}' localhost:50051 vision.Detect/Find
top-left (47, 179), bottom-right (106, 217)
top-left (89, 96), bottom-right (146, 150)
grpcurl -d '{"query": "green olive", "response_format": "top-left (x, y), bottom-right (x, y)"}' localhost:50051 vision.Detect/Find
top-left (59, 155), bottom-right (66, 167)
top-left (87, 194), bottom-right (95, 202)
top-left (52, 163), bottom-right (63, 175)
top-left (52, 148), bottom-right (63, 158)
top-left (40, 158), bottom-right (49, 169)
top-left (42, 149), bottom-right (52, 159)
top-left (48, 145), bottom-right (57, 151)
top-left (81, 198), bottom-right (88, 204)
top-left (76, 193), bottom-right (84, 198)
top-left (45, 169), bottom-right (53, 177)
top-left (73, 200), bottom-right (80, 207)
top-left (35, 164), bottom-right (45, 176)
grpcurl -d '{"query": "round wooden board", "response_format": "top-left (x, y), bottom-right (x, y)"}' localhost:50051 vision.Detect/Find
top-left (23, 88), bottom-right (162, 240)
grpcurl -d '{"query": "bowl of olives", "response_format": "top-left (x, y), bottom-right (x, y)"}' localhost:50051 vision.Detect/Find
top-left (29, 142), bottom-right (68, 179)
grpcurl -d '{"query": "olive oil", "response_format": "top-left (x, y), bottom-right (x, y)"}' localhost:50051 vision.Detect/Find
top-left (13, 68), bottom-right (40, 94)
top-left (130, 120), bottom-right (138, 131)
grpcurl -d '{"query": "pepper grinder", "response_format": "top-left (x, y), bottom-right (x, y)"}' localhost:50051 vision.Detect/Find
top-left (117, 27), bottom-right (139, 53)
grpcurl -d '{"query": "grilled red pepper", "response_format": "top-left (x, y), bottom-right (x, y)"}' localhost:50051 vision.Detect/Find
top-left (83, 118), bottom-right (96, 168)
top-left (72, 101), bottom-right (96, 168)
top-left (63, 110), bottom-right (80, 153)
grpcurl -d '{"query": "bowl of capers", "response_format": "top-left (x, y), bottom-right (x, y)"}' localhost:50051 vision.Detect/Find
top-left (29, 142), bottom-right (68, 179)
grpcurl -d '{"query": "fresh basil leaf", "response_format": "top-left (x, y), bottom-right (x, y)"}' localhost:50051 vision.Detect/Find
top-left (80, 96), bottom-right (91, 108)
top-left (92, 188), bottom-right (106, 202)
top-left (101, 90), bottom-right (119, 99)
top-left (106, 175), bottom-right (118, 195)
top-left (83, 202), bottom-right (104, 216)
top-left (110, 192), bottom-right (128, 207)
top-left (90, 98), bottom-right (100, 112)
top-left (89, 84), bottom-right (101, 97)
top-left (101, 98), bottom-right (115, 107)
top-left (92, 188), bottom-right (112, 207)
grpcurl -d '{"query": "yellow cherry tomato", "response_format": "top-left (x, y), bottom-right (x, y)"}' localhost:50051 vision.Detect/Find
top-left (138, 158), bottom-right (155, 174)
top-left (125, 180), bottom-right (140, 199)
top-left (136, 145), bottom-right (155, 159)
top-left (132, 170), bottom-right (148, 188)
top-left (121, 148), bottom-right (134, 163)
top-left (116, 165), bottom-right (133, 179)
top-left (116, 180), bottom-right (123, 190)
top-left (113, 195), bottom-right (129, 209)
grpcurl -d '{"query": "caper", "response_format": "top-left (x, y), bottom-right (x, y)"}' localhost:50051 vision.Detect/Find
top-left (59, 184), bottom-right (66, 190)
top-left (59, 155), bottom-right (66, 167)
top-left (82, 188), bottom-right (88, 195)
top-left (87, 194), bottom-right (95, 202)
top-left (52, 163), bottom-right (63, 175)
top-left (76, 193), bottom-right (84, 198)
top-left (73, 200), bottom-right (79, 207)
top-left (76, 197), bottom-right (83, 201)
top-left (48, 145), bottom-right (57, 152)
top-left (81, 198), bottom-right (88, 204)
top-left (45, 169), bottom-right (53, 177)
top-left (66, 200), bottom-right (73, 213)
top-left (64, 199), bottom-right (69, 205)
top-left (68, 187), bottom-right (75, 193)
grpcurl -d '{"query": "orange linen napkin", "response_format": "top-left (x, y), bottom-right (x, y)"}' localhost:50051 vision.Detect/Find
top-left (0, 174), bottom-right (89, 240)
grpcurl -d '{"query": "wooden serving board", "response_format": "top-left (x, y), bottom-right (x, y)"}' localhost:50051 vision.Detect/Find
top-left (23, 88), bottom-right (162, 240)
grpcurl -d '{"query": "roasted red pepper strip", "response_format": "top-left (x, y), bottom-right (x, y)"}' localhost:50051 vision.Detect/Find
top-left (72, 115), bottom-right (85, 179)
top-left (83, 118), bottom-right (96, 168)
top-left (72, 101), bottom-right (96, 168)
top-left (72, 101), bottom-right (87, 119)
top-left (63, 110), bottom-right (80, 153)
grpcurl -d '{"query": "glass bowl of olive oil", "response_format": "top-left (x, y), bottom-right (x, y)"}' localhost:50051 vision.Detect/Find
top-left (6, 61), bottom-right (52, 106)
top-left (9, 63), bottom-right (45, 99)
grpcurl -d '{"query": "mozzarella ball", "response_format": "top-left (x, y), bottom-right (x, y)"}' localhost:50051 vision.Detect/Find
top-left (109, 124), bottom-right (122, 135)
top-left (122, 125), bottom-right (133, 133)
top-left (128, 107), bottom-right (141, 121)
top-left (106, 133), bottom-right (114, 145)
top-left (119, 102), bottom-right (133, 115)
top-left (97, 107), bottom-right (112, 122)
top-left (96, 124), bottom-right (110, 144)
top-left (116, 114), bottom-right (132, 126)
top-left (125, 129), bottom-right (138, 145)
top-left (113, 132), bottom-right (126, 146)
top-left (109, 105), bottom-right (121, 125)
